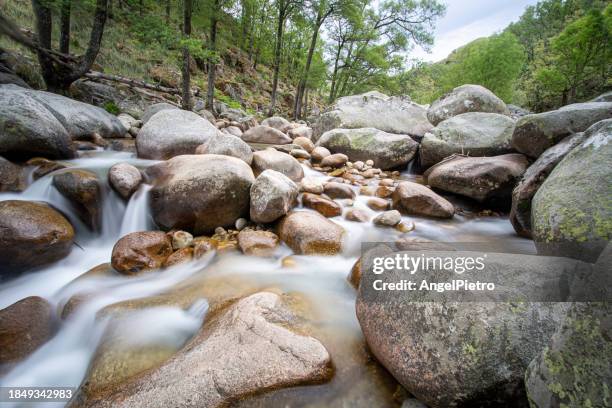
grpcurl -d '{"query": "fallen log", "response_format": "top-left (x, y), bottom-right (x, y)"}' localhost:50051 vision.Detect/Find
top-left (85, 71), bottom-right (180, 94)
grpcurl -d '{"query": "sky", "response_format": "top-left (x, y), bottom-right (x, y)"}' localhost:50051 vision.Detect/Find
top-left (411, 0), bottom-right (540, 63)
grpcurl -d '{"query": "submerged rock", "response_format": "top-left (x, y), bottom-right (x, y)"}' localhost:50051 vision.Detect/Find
top-left (251, 149), bottom-right (304, 182)
top-left (313, 91), bottom-right (432, 140)
top-left (512, 102), bottom-right (612, 158)
top-left (0, 200), bottom-right (74, 276)
top-left (250, 169), bottom-right (298, 224)
top-left (316, 128), bottom-right (418, 170)
top-left (278, 211), bottom-right (344, 255)
top-left (392, 181), bottom-right (454, 219)
top-left (427, 84), bottom-right (509, 126)
top-left (76, 292), bottom-right (332, 408)
top-left (425, 154), bottom-right (529, 203)
top-left (237, 230), bottom-right (280, 256)
top-left (53, 169), bottom-right (103, 230)
top-left (108, 163), bottom-right (142, 200)
top-left (111, 231), bottom-right (173, 275)
top-left (420, 112), bottom-right (516, 168)
top-left (195, 133), bottom-right (253, 165)
top-left (0, 296), bottom-right (55, 365)
top-left (149, 155), bottom-right (254, 234)
top-left (531, 119), bottom-right (612, 261)
top-left (137, 109), bottom-right (218, 159)
top-left (510, 131), bottom-right (588, 238)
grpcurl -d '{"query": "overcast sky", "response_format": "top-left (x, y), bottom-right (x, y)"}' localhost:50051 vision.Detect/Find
top-left (411, 0), bottom-right (540, 62)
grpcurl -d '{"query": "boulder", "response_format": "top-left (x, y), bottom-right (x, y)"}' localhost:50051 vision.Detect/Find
top-left (392, 181), bottom-right (454, 218)
top-left (345, 208), bottom-right (369, 223)
top-left (316, 128), bottom-right (418, 170)
top-left (136, 109), bottom-right (218, 160)
top-left (367, 197), bottom-right (390, 211)
top-left (0, 296), bottom-right (55, 365)
top-left (300, 177), bottom-right (324, 194)
top-left (117, 113), bottom-right (139, 130)
top-left (53, 169), bottom-right (102, 230)
top-left (313, 91), bottom-right (433, 140)
top-left (525, 302), bottom-right (611, 408)
top-left (288, 126), bottom-right (313, 140)
top-left (311, 146), bottom-right (331, 162)
top-left (590, 91), bottom-right (612, 102)
top-left (427, 84), bottom-right (510, 126)
top-left (223, 126), bottom-right (242, 137)
top-left (424, 154), bottom-right (529, 203)
top-left (531, 119), bottom-right (612, 262)
top-left (293, 136), bottom-right (315, 152)
top-left (320, 153), bottom-right (348, 168)
top-left (512, 102), bottom-right (612, 158)
top-left (111, 231), bottom-right (173, 275)
top-left (373, 210), bottom-right (401, 227)
top-left (141, 103), bottom-right (178, 124)
top-left (75, 292), bottom-right (331, 408)
top-left (237, 230), bottom-right (280, 256)
top-left (242, 125), bottom-right (292, 145)
top-left (0, 156), bottom-right (25, 192)
top-left (302, 193), bottom-right (342, 217)
top-left (323, 182), bottom-right (356, 199)
top-left (357, 251), bottom-right (575, 408)
top-left (278, 211), bottom-right (344, 255)
top-left (250, 169), bottom-right (298, 224)
top-left (251, 149), bottom-right (304, 182)
top-left (22, 88), bottom-right (127, 139)
top-left (195, 133), bottom-right (253, 165)
top-left (419, 112), bottom-right (516, 168)
top-left (108, 163), bottom-right (142, 200)
top-left (148, 155), bottom-right (255, 234)
top-left (510, 131), bottom-right (588, 238)
top-left (261, 116), bottom-right (291, 131)
top-left (0, 200), bottom-right (74, 276)
top-left (0, 86), bottom-right (75, 159)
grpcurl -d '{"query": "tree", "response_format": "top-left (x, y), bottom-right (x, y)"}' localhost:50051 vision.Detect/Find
top-left (182, 0), bottom-right (193, 110)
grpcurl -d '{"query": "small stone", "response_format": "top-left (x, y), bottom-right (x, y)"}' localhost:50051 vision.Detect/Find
top-left (365, 159), bottom-right (374, 166)
top-left (111, 231), bottom-right (173, 275)
top-left (300, 177), bottom-right (324, 194)
top-left (367, 197), bottom-right (390, 211)
top-left (163, 247), bottom-right (194, 267)
top-left (353, 161), bottom-right (365, 171)
top-left (373, 210), bottom-right (401, 227)
top-left (362, 169), bottom-right (377, 178)
top-left (193, 239), bottom-right (215, 258)
top-left (235, 218), bottom-right (248, 231)
top-left (323, 182), bottom-right (356, 199)
top-left (345, 209), bottom-right (370, 223)
top-left (360, 185), bottom-right (377, 196)
top-left (293, 136), bottom-right (315, 153)
top-left (321, 153), bottom-right (348, 168)
top-left (237, 230), bottom-right (279, 256)
top-left (281, 256), bottom-right (297, 268)
top-left (214, 227), bottom-right (227, 236)
top-left (302, 193), bottom-right (342, 217)
top-left (376, 185), bottom-right (395, 198)
top-left (171, 230), bottom-right (194, 250)
top-left (396, 221), bottom-right (416, 233)
top-left (311, 146), bottom-right (331, 162)
top-left (290, 149), bottom-right (311, 160)
top-left (380, 178), bottom-right (394, 187)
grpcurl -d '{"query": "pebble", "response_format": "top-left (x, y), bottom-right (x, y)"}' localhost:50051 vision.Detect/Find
top-left (373, 210), bottom-right (401, 227)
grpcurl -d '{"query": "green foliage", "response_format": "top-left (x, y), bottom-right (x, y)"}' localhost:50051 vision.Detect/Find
top-left (215, 90), bottom-right (243, 109)
top-left (103, 101), bottom-right (120, 115)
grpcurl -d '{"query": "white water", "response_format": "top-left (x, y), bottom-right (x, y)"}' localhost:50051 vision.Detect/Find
top-left (0, 151), bottom-right (535, 407)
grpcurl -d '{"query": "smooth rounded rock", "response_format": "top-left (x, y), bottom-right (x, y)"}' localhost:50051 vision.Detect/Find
top-left (242, 125), bottom-right (292, 144)
top-left (111, 231), bottom-right (173, 275)
top-left (278, 211), bottom-right (344, 255)
top-left (251, 149), bottom-right (304, 182)
top-left (250, 169), bottom-right (298, 224)
top-left (195, 133), bottom-right (253, 165)
top-left (108, 163), bottom-right (142, 200)
top-left (392, 181), bottom-right (454, 219)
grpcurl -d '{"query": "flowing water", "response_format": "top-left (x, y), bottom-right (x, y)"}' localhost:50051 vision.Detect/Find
top-left (0, 150), bottom-right (535, 407)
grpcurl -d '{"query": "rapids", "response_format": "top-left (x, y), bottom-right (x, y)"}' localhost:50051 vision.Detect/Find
top-left (0, 150), bottom-right (535, 407)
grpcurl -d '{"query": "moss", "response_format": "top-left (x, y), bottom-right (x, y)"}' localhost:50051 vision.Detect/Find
top-left (103, 101), bottom-right (120, 115)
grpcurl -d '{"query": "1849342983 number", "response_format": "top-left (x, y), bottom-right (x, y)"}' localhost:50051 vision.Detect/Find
top-left (1, 387), bottom-right (75, 402)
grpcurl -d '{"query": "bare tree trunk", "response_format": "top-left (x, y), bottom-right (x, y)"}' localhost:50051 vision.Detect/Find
top-left (294, 10), bottom-right (323, 119)
top-left (165, 0), bottom-right (171, 23)
top-left (206, 0), bottom-right (219, 112)
top-left (181, 0), bottom-right (192, 110)
top-left (59, 0), bottom-right (71, 54)
top-left (328, 39), bottom-right (343, 102)
top-left (139, 0), bottom-right (143, 16)
top-left (268, 7), bottom-right (286, 116)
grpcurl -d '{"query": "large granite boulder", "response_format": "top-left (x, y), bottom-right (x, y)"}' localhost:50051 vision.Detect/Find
top-left (0, 296), bottom-right (55, 365)
top-left (250, 169), bottom-right (298, 224)
top-left (137, 109), bottom-right (218, 159)
top-left (0, 86), bottom-right (75, 159)
top-left (357, 250), bottom-right (576, 407)
top-left (512, 102), bottom-right (612, 158)
top-left (531, 119), bottom-right (612, 262)
top-left (312, 91), bottom-right (433, 140)
top-left (510, 132), bottom-right (588, 238)
top-left (251, 149), bottom-right (304, 181)
top-left (427, 84), bottom-right (510, 126)
top-left (0, 156), bottom-right (25, 192)
top-left (424, 154), bottom-right (529, 203)
top-left (420, 112), bottom-right (516, 168)
top-left (195, 133), bottom-right (253, 165)
top-left (0, 200), bottom-right (74, 276)
top-left (278, 211), bottom-right (344, 255)
top-left (241, 125), bottom-right (292, 144)
top-left (316, 128), bottom-right (419, 170)
top-left (74, 292), bottom-right (332, 408)
top-left (53, 169), bottom-right (102, 230)
top-left (261, 116), bottom-right (291, 131)
top-left (148, 154), bottom-right (255, 234)
top-left (141, 102), bottom-right (178, 124)
top-left (392, 181), bottom-right (454, 218)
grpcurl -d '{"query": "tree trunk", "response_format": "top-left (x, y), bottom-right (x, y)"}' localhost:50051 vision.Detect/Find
top-left (182, 0), bottom-right (192, 110)
top-left (139, 0), bottom-right (143, 16)
top-left (294, 11), bottom-right (323, 119)
top-left (165, 0), bottom-right (171, 23)
top-left (59, 0), bottom-right (71, 54)
top-left (268, 7), bottom-right (286, 116)
top-left (206, 0), bottom-right (219, 112)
